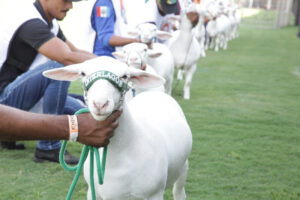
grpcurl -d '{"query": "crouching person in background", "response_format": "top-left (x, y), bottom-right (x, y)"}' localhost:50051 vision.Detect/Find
top-left (0, 0), bottom-right (97, 164)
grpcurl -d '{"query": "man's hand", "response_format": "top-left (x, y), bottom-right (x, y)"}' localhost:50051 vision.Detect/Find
top-left (76, 110), bottom-right (122, 147)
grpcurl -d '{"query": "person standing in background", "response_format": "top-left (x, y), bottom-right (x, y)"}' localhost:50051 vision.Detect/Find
top-left (91, 0), bottom-right (141, 57)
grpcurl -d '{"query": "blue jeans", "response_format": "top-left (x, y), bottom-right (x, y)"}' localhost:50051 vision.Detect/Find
top-left (0, 61), bottom-right (84, 150)
top-left (64, 95), bottom-right (85, 115)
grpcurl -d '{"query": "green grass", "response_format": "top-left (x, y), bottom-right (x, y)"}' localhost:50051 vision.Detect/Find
top-left (240, 8), bottom-right (294, 29)
top-left (182, 26), bottom-right (300, 200)
top-left (1, 25), bottom-right (300, 199)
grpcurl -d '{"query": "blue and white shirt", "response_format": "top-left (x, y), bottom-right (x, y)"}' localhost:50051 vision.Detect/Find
top-left (91, 0), bottom-right (115, 57)
top-left (91, 0), bottom-right (129, 57)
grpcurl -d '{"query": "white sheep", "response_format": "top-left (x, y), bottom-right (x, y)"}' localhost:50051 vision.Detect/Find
top-left (43, 56), bottom-right (193, 200)
top-left (146, 42), bottom-right (175, 95)
top-left (114, 42), bottom-right (174, 95)
top-left (228, 3), bottom-right (241, 40)
top-left (128, 22), bottom-right (172, 44)
top-left (128, 23), bottom-right (175, 95)
top-left (204, 0), bottom-right (233, 51)
top-left (112, 42), bottom-right (161, 72)
top-left (215, 13), bottom-right (232, 50)
top-left (166, 3), bottom-right (201, 100)
top-left (204, 0), bottom-right (222, 52)
top-left (193, 3), bottom-right (209, 58)
top-left (113, 42), bottom-right (165, 100)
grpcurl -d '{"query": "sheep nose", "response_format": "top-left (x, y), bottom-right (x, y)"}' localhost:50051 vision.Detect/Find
top-left (129, 57), bottom-right (137, 63)
top-left (93, 100), bottom-right (109, 112)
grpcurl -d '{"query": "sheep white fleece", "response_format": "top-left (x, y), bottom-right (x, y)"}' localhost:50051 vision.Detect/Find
top-left (43, 56), bottom-right (192, 200)
top-left (166, 5), bottom-right (201, 100)
top-left (128, 23), bottom-right (175, 95)
top-left (114, 42), bottom-right (174, 95)
top-left (145, 42), bottom-right (175, 95)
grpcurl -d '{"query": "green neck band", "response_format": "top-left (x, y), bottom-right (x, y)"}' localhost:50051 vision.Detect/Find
top-left (83, 70), bottom-right (127, 92)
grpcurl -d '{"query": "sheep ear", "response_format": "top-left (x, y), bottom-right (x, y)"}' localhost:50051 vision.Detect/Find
top-left (112, 51), bottom-right (126, 62)
top-left (156, 30), bottom-right (172, 40)
top-left (43, 63), bottom-right (83, 81)
top-left (127, 67), bottom-right (165, 89)
top-left (147, 49), bottom-right (162, 58)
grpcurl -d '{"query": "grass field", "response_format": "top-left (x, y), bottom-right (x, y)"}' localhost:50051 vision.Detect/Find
top-left (1, 20), bottom-right (300, 200)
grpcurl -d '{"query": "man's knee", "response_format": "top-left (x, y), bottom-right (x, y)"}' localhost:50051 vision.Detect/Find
top-left (40, 61), bottom-right (64, 71)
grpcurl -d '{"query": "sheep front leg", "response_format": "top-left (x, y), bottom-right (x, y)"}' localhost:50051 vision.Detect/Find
top-left (214, 35), bottom-right (219, 52)
top-left (209, 37), bottom-right (215, 49)
top-left (148, 191), bottom-right (164, 200)
top-left (177, 69), bottom-right (184, 81)
top-left (84, 156), bottom-right (103, 200)
top-left (183, 64), bottom-right (196, 100)
top-left (165, 74), bottom-right (174, 95)
top-left (204, 37), bottom-right (209, 50)
top-left (200, 38), bottom-right (206, 57)
top-left (87, 187), bottom-right (103, 200)
top-left (223, 34), bottom-right (228, 50)
top-left (87, 187), bottom-right (92, 200)
top-left (172, 161), bottom-right (189, 200)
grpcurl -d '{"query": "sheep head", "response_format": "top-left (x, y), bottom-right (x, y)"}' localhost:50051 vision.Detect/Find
top-left (112, 43), bottom-right (162, 70)
top-left (43, 56), bottom-right (165, 121)
top-left (128, 23), bottom-right (172, 44)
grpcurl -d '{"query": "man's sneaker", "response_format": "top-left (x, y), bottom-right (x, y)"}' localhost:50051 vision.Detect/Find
top-left (34, 148), bottom-right (79, 165)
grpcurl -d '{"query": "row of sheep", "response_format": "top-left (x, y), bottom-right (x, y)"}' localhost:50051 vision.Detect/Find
top-left (202, 0), bottom-right (241, 52)
top-left (39, 1), bottom-right (241, 199)
top-left (113, 0), bottom-right (241, 100)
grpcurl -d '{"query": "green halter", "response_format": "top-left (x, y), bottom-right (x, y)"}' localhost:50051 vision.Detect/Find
top-left (82, 70), bottom-right (129, 110)
top-left (83, 70), bottom-right (127, 92)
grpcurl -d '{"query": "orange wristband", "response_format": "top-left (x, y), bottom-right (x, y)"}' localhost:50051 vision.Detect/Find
top-left (67, 115), bottom-right (78, 142)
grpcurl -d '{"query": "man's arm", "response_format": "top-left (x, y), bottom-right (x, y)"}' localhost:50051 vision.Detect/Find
top-left (18, 20), bottom-right (97, 66)
top-left (0, 104), bottom-right (121, 147)
top-left (38, 37), bottom-right (97, 66)
top-left (65, 40), bottom-right (95, 55)
top-left (92, 0), bottom-right (139, 49)
top-left (109, 35), bottom-right (140, 47)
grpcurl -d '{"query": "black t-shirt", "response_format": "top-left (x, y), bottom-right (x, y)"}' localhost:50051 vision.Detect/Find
top-left (0, 0), bottom-right (66, 93)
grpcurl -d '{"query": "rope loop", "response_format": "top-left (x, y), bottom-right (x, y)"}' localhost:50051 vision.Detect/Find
top-left (59, 107), bottom-right (108, 200)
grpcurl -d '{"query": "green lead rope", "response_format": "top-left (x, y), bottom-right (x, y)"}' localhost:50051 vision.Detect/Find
top-left (59, 107), bottom-right (107, 200)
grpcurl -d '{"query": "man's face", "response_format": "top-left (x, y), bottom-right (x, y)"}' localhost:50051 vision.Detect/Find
top-left (46, 0), bottom-right (73, 21)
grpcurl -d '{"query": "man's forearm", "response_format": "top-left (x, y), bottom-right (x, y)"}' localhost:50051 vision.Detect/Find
top-left (38, 37), bottom-right (97, 66)
top-left (66, 40), bottom-right (98, 58)
top-left (0, 105), bottom-right (69, 141)
top-left (109, 35), bottom-right (140, 47)
top-left (62, 51), bottom-right (97, 65)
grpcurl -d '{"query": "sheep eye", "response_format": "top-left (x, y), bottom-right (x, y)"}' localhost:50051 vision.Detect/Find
top-left (122, 75), bottom-right (129, 79)
top-left (81, 71), bottom-right (86, 76)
